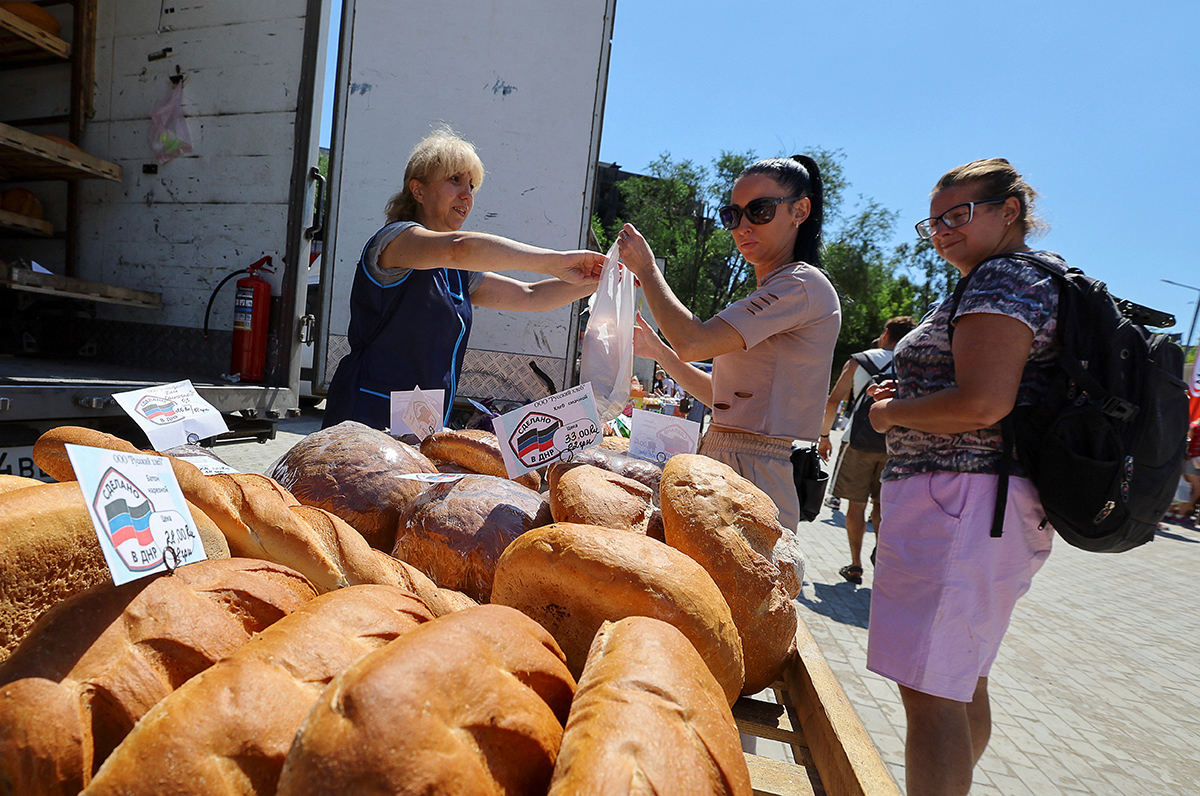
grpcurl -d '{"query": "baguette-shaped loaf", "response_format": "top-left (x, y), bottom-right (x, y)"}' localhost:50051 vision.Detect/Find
top-left (660, 454), bottom-right (798, 694)
top-left (276, 604), bottom-right (576, 796)
top-left (82, 584), bottom-right (434, 796)
top-left (32, 426), bottom-right (428, 595)
top-left (0, 558), bottom-right (317, 796)
top-left (420, 428), bottom-right (541, 490)
top-left (0, 473), bottom-right (43, 495)
top-left (266, 421), bottom-right (440, 550)
top-left (548, 617), bottom-right (753, 796)
top-left (0, 481), bottom-right (230, 661)
top-left (491, 522), bottom-right (745, 705)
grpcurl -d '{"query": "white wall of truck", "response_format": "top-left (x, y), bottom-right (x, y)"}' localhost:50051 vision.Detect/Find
top-left (0, 0), bottom-right (615, 460)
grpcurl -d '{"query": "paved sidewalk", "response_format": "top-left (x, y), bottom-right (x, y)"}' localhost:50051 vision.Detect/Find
top-left (218, 418), bottom-right (1200, 795)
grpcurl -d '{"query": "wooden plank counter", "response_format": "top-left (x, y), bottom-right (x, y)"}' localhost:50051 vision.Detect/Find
top-left (734, 618), bottom-right (901, 796)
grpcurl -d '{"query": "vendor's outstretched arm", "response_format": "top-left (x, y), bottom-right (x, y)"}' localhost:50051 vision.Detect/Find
top-left (633, 312), bottom-right (713, 406)
top-left (471, 272), bottom-right (596, 312)
top-left (380, 226), bottom-right (604, 286)
top-left (616, 224), bottom-right (743, 363)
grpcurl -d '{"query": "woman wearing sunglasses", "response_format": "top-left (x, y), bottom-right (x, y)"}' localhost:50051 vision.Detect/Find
top-left (616, 155), bottom-right (841, 535)
top-left (865, 158), bottom-right (1062, 796)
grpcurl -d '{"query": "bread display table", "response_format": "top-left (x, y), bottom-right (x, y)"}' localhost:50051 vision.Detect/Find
top-left (735, 619), bottom-right (901, 796)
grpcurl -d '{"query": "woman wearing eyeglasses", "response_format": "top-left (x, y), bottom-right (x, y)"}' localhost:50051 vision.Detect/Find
top-left (616, 155), bottom-right (841, 535)
top-left (865, 158), bottom-right (1061, 796)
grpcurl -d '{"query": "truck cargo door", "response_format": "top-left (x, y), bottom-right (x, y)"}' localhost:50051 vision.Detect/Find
top-left (315, 0), bottom-right (616, 410)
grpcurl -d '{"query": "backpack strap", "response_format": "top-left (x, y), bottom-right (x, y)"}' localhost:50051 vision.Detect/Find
top-left (848, 351), bottom-right (894, 404)
top-left (946, 252), bottom-right (1058, 538)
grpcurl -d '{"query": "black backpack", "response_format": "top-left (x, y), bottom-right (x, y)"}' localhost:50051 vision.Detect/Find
top-left (949, 252), bottom-right (1189, 553)
top-left (846, 352), bottom-right (893, 454)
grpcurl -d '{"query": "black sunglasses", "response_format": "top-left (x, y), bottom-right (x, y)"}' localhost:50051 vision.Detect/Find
top-left (718, 195), bottom-right (803, 230)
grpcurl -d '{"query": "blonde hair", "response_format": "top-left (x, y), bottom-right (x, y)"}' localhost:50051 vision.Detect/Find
top-left (384, 125), bottom-right (486, 223)
top-left (933, 158), bottom-right (1048, 237)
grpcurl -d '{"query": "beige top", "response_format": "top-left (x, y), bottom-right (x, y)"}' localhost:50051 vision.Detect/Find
top-left (710, 263), bottom-right (841, 440)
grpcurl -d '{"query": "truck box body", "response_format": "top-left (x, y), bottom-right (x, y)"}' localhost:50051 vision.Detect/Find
top-left (0, 0), bottom-right (614, 464)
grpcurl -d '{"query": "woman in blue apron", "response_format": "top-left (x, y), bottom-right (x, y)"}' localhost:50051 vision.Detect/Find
top-left (323, 127), bottom-right (604, 431)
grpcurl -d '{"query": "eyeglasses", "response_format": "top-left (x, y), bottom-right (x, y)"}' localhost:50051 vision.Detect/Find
top-left (915, 197), bottom-right (1009, 239)
top-left (718, 195), bottom-right (804, 230)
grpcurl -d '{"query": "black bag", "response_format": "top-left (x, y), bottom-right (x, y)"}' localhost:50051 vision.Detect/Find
top-left (949, 252), bottom-right (1189, 553)
top-left (846, 353), bottom-right (893, 454)
top-left (791, 441), bottom-right (829, 523)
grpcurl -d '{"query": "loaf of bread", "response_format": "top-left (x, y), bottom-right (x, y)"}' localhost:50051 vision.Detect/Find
top-left (660, 454), bottom-right (798, 694)
top-left (0, 558), bottom-right (317, 796)
top-left (82, 584), bottom-right (434, 796)
top-left (393, 473), bottom-right (551, 603)
top-left (275, 604), bottom-right (576, 796)
top-left (0, 473), bottom-right (48, 495)
top-left (548, 463), bottom-right (656, 536)
top-left (599, 434), bottom-right (630, 451)
top-left (437, 586), bottom-right (480, 613)
top-left (555, 446), bottom-right (663, 501)
top-left (548, 617), bottom-right (753, 796)
top-left (0, 481), bottom-right (231, 661)
top-left (491, 522), bottom-right (744, 705)
top-left (266, 420), bottom-right (440, 550)
top-left (32, 426), bottom-right (428, 595)
top-left (420, 428), bottom-right (541, 490)
top-left (0, 186), bottom-right (43, 219)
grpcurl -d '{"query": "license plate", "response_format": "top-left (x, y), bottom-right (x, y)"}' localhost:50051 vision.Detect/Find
top-left (0, 446), bottom-right (54, 481)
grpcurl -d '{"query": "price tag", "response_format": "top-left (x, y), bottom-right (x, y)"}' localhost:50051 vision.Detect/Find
top-left (390, 388), bottom-right (445, 438)
top-left (112, 380), bottom-right (229, 451)
top-left (492, 383), bottom-right (602, 478)
top-left (65, 444), bottom-right (208, 585)
top-left (628, 408), bottom-right (701, 464)
top-left (167, 449), bottom-right (240, 475)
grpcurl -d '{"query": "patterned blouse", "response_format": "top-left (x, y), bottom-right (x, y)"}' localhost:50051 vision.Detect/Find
top-left (881, 251), bottom-right (1064, 480)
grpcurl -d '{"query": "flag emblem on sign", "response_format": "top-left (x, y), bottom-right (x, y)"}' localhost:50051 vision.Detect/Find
top-left (92, 467), bottom-right (162, 571)
top-left (136, 395), bottom-right (179, 425)
top-left (510, 412), bottom-right (562, 467)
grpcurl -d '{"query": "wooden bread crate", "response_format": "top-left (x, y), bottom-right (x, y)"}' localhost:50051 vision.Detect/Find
top-left (733, 618), bottom-right (901, 796)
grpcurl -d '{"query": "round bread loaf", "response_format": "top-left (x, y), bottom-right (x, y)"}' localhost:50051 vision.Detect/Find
top-left (266, 421), bottom-right (439, 550)
top-left (660, 454), bottom-right (799, 694)
top-left (555, 446), bottom-right (663, 502)
top-left (276, 604), bottom-right (575, 796)
top-left (0, 473), bottom-right (44, 496)
top-left (1, 187), bottom-right (43, 219)
top-left (548, 463), bottom-right (655, 535)
top-left (393, 474), bottom-right (551, 603)
top-left (420, 428), bottom-right (541, 490)
top-left (0, 1), bottom-right (61, 36)
top-left (0, 481), bottom-right (231, 662)
top-left (491, 522), bottom-right (744, 704)
top-left (548, 617), bottom-right (752, 796)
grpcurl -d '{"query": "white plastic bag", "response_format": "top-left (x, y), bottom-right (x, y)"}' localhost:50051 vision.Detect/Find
top-left (147, 82), bottom-right (194, 165)
top-left (579, 241), bottom-right (634, 422)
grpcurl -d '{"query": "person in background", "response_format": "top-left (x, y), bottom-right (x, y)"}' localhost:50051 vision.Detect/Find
top-left (617, 155), bottom-right (841, 535)
top-left (818, 316), bottom-right (915, 584)
top-left (322, 127), bottom-right (604, 430)
top-left (867, 158), bottom-right (1060, 796)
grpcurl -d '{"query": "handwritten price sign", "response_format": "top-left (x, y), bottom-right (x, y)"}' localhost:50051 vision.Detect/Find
top-left (492, 384), bottom-right (603, 478)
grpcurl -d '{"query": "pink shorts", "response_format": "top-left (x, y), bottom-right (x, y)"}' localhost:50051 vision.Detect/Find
top-left (866, 472), bottom-right (1053, 702)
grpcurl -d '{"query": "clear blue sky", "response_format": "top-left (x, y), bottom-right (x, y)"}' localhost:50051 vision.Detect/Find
top-left (321, 0), bottom-right (1199, 344)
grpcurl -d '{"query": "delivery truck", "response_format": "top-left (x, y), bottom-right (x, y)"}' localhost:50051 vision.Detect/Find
top-left (0, 0), bottom-right (616, 474)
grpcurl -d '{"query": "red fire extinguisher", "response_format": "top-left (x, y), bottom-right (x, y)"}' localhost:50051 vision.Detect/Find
top-left (204, 255), bottom-right (274, 383)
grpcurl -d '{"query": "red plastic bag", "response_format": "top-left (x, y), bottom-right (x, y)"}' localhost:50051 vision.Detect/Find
top-left (147, 82), bottom-right (194, 165)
